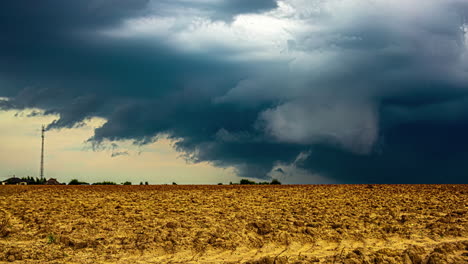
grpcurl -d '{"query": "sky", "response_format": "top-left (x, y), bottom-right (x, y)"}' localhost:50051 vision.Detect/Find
top-left (1, 0), bottom-right (468, 184)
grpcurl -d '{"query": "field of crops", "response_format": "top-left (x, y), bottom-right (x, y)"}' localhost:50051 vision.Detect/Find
top-left (0, 184), bottom-right (467, 263)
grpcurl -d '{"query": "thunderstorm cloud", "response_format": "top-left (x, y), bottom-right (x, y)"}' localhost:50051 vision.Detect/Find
top-left (1, 0), bottom-right (468, 183)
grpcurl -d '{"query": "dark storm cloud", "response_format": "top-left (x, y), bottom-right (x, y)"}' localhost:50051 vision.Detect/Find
top-left (212, 0), bottom-right (278, 20)
top-left (0, 0), bottom-right (282, 179)
top-left (300, 120), bottom-right (468, 184)
top-left (1, 0), bottom-right (468, 183)
top-left (8, 0), bottom-right (148, 21)
top-left (151, 0), bottom-right (278, 21)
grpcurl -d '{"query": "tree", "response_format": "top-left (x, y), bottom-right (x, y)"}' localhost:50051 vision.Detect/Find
top-left (69, 179), bottom-right (79, 185)
top-left (240, 179), bottom-right (256, 185)
top-left (270, 179), bottom-right (282, 185)
top-left (122, 181), bottom-right (132, 185)
top-left (69, 179), bottom-right (88, 185)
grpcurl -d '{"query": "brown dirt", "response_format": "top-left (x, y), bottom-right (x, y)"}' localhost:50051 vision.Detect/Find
top-left (0, 184), bottom-right (467, 263)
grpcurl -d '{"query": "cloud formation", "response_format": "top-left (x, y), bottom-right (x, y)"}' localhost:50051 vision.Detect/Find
top-left (1, 0), bottom-right (468, 183)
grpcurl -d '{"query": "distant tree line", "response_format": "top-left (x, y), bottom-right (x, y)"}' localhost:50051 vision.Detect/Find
top-left (92, 181), bottom-right (118, 185)
top-left (3, 177), bottom-right (281, 186)
top-left (68, 179), bottom-right (119, 185)
top-left (67, 179), bottom-right (150, 185)
top-left (233, 179), bottom-right (282, 185)
top-left (66, 179), bottom-right (281, 186)
top-left (19, 177), bottom-right (46, 185)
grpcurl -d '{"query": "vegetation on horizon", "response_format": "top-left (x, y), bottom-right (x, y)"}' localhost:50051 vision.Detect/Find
top-left (15, 178), bottom-right (284, 186)
top-left (2, 176), bottom-right (47, 185)
top-left (237, 179), bottom-right (282, 185)
top-left (68, 179), bottom-right (89, 185)
top-left (92, 181), bottom-right (117, 185)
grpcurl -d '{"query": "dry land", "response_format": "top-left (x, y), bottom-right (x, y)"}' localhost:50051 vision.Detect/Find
top-left (0, 184), bottom-right (467, 263)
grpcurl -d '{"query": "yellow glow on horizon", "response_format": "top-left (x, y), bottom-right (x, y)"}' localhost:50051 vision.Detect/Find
top-left (0, 109), bottom-right (239, 184)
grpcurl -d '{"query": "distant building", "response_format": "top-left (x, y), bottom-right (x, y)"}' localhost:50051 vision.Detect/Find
top-left (45, 178), bottom-right (62, 185)
top-left (1, 176), bottom-right (63, 185)
top-left (1, 176), bottom-right (24, 185)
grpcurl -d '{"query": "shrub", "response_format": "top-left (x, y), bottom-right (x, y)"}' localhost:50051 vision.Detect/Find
top-left (122, 181), bottom-right (132, 185)
top-left (46, 233), bottom-right (56, 244)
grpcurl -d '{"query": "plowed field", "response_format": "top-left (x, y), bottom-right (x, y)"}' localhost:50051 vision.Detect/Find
top-left (0, 185), bottom-right (467, 263)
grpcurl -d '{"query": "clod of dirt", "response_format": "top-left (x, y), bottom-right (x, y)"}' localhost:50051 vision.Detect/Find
top-left (249, 222), bottom-right (273, 235)
top-left (343, 258), bottom-right (362, 264)
top-left (0, 213), bottom-right (11, 238)
top-left (403, 245), bottom-right (425, 264)
top-left (343, 251), bottom-right (363, 264)
top-left (165, 222), bottom-right (180, 229)
top-left (4, 248), bottom-right (22, 262)
top-left (400, 214), bottom-right (415, 224)
top-left (425, 252), bottom-right (448, 264)
top-left (244, 256), bottom-right (274, 264)
top-left (59, 236), bottom-right (97, 249)
top-left (371, 253), bottom-right (394, 264)
top-left (74, 240), bottom-right (90, 249)
top-left (433, 243), bottom-right (458, 254)
top-left (308, 256), bottom-right (320, 262)
top-left (293, 221), bottom-right (304, 227)
top-left (331, 223), bottom-right (342, 229)
top-left (244, 256), bottom-right (288, 264)
top-left (306, 222), bottom-right (321, 228)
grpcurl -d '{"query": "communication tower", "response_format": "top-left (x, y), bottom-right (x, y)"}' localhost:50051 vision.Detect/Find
top-left (40, 125), bottom-right (45, 180)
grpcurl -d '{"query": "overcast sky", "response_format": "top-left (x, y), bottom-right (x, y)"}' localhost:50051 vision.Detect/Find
top-left (1, 0), bottom-right (468, 184)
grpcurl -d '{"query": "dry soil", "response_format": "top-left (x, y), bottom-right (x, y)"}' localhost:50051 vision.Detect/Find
top-left (0, 184), bottom-right (467, 263)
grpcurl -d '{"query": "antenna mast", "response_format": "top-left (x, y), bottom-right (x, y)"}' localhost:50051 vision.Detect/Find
top-left (40, 125), bottom-right (45, 180)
